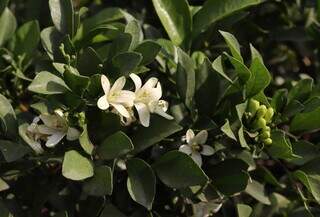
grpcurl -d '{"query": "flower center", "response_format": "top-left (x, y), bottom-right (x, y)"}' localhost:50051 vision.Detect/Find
top-left (191, 143), bottom-right (202, 152)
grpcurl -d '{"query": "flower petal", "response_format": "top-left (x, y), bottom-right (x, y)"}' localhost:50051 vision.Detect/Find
top-left (37, 125), bottom-right (58, 135)
top-left (66, 127), bottom-right (80, 141)
top-left (194, 130), bottom-right (208, 145)
top-left (97, 95), bottom-right (110, 110)
top-left (201, 145), bottom-right (214, 156)
top-left (179, 145), bottom-right (192, 155)
top-left (45, 132), bottom-right (65, 148)
top-left (39, 114), bottom-right (58, 129)
top-left (143, 77), bottom-right (158, 89)
top-left (101, 74), bottom-right (110, 94)
top-left (191, 152), bottom-right (202, 166)
top-left (111, 103), bottom-right (131, 118)
top-left (129, 73), bottom-right (142, 91)
top-left (113, 90), bottom-right (135, 107)
top-left (135, 103), bottom-right (150, 127)
top-left (110, 76), bottom-right (126, 92)
top-left (186, 129), bottom-right (195, 144)
top-left (28, 141), bottom-right (44, 155)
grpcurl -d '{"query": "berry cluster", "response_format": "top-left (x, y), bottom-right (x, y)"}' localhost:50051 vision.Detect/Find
top-left (245, 99), bottom-right (274, 145)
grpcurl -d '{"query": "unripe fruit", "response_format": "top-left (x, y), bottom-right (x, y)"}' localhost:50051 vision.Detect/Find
top-left (248, 99), bottom-right (260, 116)
top-left (264, 107), bottom-right (274, 123)
top-left (263, 138), bottom-right (272, 145)
top-left (256, 105), bottom-right (267, 118)
top-left (260, 131), bottom-right (271, 140)
top-left (253, 117), bottom-right (267, 130)
top-left (262, 125), bottom-right (271, 132)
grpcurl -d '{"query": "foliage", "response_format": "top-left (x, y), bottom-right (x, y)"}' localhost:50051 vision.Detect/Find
top-left (1, 0), bottom-right (320, 216)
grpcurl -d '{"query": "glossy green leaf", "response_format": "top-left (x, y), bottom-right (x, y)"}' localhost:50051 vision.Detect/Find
top-left (112, 52), bottom-right (142, 76)
top-left (267, 130), bottom-right (298, 160)
top-left (0, 8), bottom-right (17, 46)
top-left (245, 180), bottom-right (271, 205)
top-left (77, 47), bottom-right (102, 76)
top-left (290, 141), bottom-right (320, 166)
top-left (153, 151), bottom-right (209, 188)
top-left (287, 78), bottom-right (313, 104)
top-left (125, 20), bottom-right (143, 50)
top-left (193, 0), bottom-right (261, 37)
top-left (40, 26), bottom-right (63, 60)
top-left (83, 166), bottom-right (113, 196)
top-left (0, 94), bottom-right (18, 139)
top-left (9, 20), bottom-right (40, 58)
top-left (97, 131), bottom-right (134, 160)
top-left (212, 55), bottom-right (233, 83)
top-left (207, 159), bottom-right (249, 195)
top-left (220, 31), bottom-right (243, 63)
top-left (49, 0), bottom-right (74, 36)
top-left (63, 68), bottom-right (90, 96)
top-left (131, 116), bottom-right (182, 154)
top-left (0, 0), bottom-right (9, 15)
top-left (225, 53), bottom-right (251, 83)
top-left (134, 40), bottom-right (161, 65)
top-left (237, 204), bottom-right (252, 217)
top-left (0, 178), bottom-right (9, 192)
top-left (28, 71), bottom-right (69, 95)
top-left (127, 158), bottom-right (156, 210)
top-left (290, 106), bottom-right (320, 132)
top-left (221, 119), bottom-right (237, 141)
top-left (62, 150), bottom-right (94, 181)
top-left (79, 124), bottom-right (94, 155)
top-left (0, 140), bottom-right (29, 162)
top-left (152, 0), bottom-right (191, 47)
top-left (100, 204), bottom-right (127, 217)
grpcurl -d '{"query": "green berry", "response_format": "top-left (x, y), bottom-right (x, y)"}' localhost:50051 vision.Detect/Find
top-left (253, 117), bottom-right (267, 130)
top-left (264, 107), bottom-right (274, 123)
top-left (247, 99), bottom-right (260, 116)
top-left (263, 138), bottom-right (272, 145)
top-left (262, 126), bottom-right (271, 132)
top-left (256, 105), bottom-right (267, 118)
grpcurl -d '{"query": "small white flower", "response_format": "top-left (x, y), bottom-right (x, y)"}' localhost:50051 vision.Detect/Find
top-left (25, 117), bottom-right (45, 154)
top-left (179, 129), bottom-right (214, 166)
top-left (97, 75), bottom-right (135, 119)
top-left (37, 110), bottom-right (80, 148)
top-left (130, 73), bottom-right (173, 127)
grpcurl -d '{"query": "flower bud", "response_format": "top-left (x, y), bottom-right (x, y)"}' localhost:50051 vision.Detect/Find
top-left (256, 105), bottom-right (267, 118)
top-left (253, 117), bottom-right (267, 130)
top-left (263, 138), bottom-right (272, 145)
top-left (260, 131), bottom-right (271, 140)
top-left (262, 125), bottom-right (271, 132)
top-left (247, 99), bottom-right (260, 116)
top-left (264, 107), bottom-right (274, 123)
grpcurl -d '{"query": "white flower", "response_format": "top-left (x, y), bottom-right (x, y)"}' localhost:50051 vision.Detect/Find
top-left (37, 110), bottom-right (80, 148)
top-left (97, 75), bottom-right (135, 119)
top-left (179, 129), bottom-right (214, 166)
top-left (25, 117), bottom-right (45, 154)
top-left (130, 73), bottom-right (173, 127)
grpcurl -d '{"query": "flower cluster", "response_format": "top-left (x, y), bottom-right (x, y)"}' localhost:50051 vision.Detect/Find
top-left (24, 110), bottom-right (80, 154)
top-left (97, 73), bottom-right (174, 127)
top-left (245, 99), bottom-right (274, 145)
top-left (179, 129), bottom-right (214, 166)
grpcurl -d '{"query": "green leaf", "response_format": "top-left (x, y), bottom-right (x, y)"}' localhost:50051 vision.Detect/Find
top-left (127, 158), bottom-right (156, 210)
top-left (0, 8), bottom-right (17, 46)
top-left (221, 119), bottom-right (237, 141)
top-left (134, 40), bottom-right (161, 65)
top-left (83, 166), bottom-right (113, 196)
top-left (220, 31), bottom-right (243, 63)
top-left (131, 116), bottom-right (182, 154)
top-left (0, 94), bottom-right (18, 139)
top-left (193, 0), bottom-right (261, 37)
top-left (9, 20), bottom-right (40, 58)
top-left (112, 52), bottom-right (142, 76)
top-left (153, 151), bottom-right (209, 188)
top-left (245, 180), bottom-right (271, 205)
top-left (271, 89), bottom-right (287, 112)
top-left (62, 150), bottom-right (94, 181)
top-left (125, 20), bottom-right (143, 50)
top-left (28, 71), bottom-right (69, 95)
top-left (290, 141), bottom-right (320, 166)
top-left (212, 55), bottom-right (233, 83)
top-left (290, 106), bottom-right (320, 132)
top-left (97, 131), bottom-right (134, 160)
top-left (0, 140), bottom-right (29, 162)
top-left (294, 158), bottom-right (320, 203)
top-left (225, 53), bottom-right (251, 83)
top-left (237, 204), bottom-right (252, 217)
top-left (0, 0), bottom-right (9, 15)
top-left (287, 78), bottom-right (313, 104)
top-left (40, 26), bottom-right (63, 60)
top-left (267, 130), bottom-right (298, 160)
top-left (177, 47), bottom-right (196, 109)
top-left (77, 47), bottom-right (102, 76)
top-left (79, 124), bottom-right (94, 155)
top-left (63, 68), bottom-right (90, 96)
top-left (49, 0), bottom-right (74, 36)
top-left (100, 204), bottom-right (127, 217)
top-left (246, 45), bottom-right (271, 97)
top-left (207, 159), bottom-right (249, 195)
top-left (152, 0), bottom-right (191, 48)
top-left (0, 178), bottom-right (9, 192)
